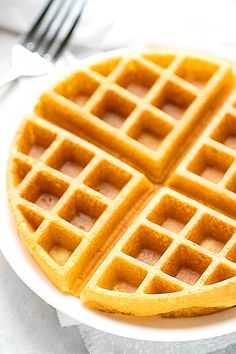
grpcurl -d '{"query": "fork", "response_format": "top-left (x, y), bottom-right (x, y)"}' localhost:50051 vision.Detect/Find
top-left (0, 0), bottom-right (85, 88)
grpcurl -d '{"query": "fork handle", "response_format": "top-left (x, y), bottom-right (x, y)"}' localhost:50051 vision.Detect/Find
top-left (0, 72), bottom-right (20, 89)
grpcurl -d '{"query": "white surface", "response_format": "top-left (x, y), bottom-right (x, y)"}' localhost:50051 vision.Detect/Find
top-left (2, 46), bottom-right (236, 344)
top-left (2, 0), bottom-right (236, 60)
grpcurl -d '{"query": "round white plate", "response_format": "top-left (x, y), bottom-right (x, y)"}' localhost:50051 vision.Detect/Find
top-left (1, 46), bottom-right (236, 342)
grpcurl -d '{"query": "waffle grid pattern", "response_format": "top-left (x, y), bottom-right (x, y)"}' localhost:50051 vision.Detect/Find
top-left (85, 188), bottom-right (236, 300)
top-left (170, 90), bottom-right (236, 219)
top-left (36, 50), bottom-right (232, 182)
top-left (10, 114), bottom-right (151, 292)
top-left (8, 50), bottom-right (236, 316)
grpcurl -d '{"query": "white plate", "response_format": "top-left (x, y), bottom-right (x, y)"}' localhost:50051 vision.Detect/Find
top-left (2, 46), bottom-right (236, 342)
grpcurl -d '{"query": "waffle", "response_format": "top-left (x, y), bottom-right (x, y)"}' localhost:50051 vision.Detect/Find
top-left (170, 89), bottom-right (236, 219)
top-left (7, 49), bottom-right (236, 317)
top-left (8, 114), bottom-right (152, 293)
top-left (81, 187), bottom-right (236, 316)
top-left (35, 49), bottom-right (233, 182)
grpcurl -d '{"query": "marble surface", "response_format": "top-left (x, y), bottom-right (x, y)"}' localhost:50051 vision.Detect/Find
top-left (0, 29), bottom-right (88, 354)
top-left (0, 253), bottom-right (88, 354)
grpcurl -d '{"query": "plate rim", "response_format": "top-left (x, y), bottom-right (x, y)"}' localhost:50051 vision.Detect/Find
top-left (2, 45), bottom-right (236, 342)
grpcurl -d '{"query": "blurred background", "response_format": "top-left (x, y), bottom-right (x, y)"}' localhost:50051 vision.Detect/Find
top-left (1, 0), bottom-right (236, 69)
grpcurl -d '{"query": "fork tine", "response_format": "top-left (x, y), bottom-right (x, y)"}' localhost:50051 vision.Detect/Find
top-left (52, 1), bottom-right (86, 61)
top-left (39, 0), bottom-right (76, 57)
top-left (21, 0), bottom-right (55, 46)
top-left (33, 0), bottom-right (65, 52)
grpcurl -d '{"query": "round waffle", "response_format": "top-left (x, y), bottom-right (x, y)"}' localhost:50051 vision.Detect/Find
top-left (8, 49), bottom-right (236, 317)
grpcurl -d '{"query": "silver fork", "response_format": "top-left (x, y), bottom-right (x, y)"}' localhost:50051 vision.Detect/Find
top-left (0, 0), bottom-right (86, 88)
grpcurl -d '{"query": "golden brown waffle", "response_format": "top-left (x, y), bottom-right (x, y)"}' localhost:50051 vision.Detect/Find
top-left (81, 187), bottom-right (236, 316)
top-left (8, 115), bottom-right (152, 293)
top-left (36, 49), bottom-right (233, 182)
top-left (8, 49), bottom-right (236, 317)
top-left (170, 89), bottom-right (236, 219)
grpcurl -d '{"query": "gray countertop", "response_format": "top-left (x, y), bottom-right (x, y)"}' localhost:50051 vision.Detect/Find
top-left (0, 29), bottom-right (88, 354)
top-left (0, 253), bottom-right (87, 354)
